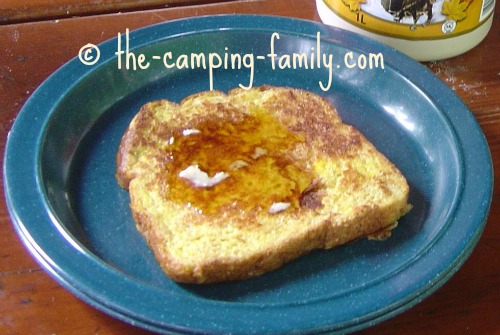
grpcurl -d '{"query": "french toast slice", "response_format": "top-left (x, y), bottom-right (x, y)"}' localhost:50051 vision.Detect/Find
top-left (116, 86), bottom-right (411, 284)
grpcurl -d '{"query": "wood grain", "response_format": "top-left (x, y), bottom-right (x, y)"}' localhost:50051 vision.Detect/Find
top-left (0, 0), bottom-right (498, 334)
top-left (0, 0), bottom-right (237, 24)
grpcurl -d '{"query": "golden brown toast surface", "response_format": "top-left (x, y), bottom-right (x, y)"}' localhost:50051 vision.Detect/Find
top-left (116, 86), bottom-right (411, 283)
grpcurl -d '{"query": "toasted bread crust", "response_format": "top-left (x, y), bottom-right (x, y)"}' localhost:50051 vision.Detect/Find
top-left (131, 191), bottom-right (409, 283)
top-left (116, 86), bottom-right (411, 284)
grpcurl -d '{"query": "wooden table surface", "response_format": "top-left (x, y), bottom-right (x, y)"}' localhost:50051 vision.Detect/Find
top-left (0, 0), bottom-right (237, 24)
top-left (1, 0), bottom-right (499, 334)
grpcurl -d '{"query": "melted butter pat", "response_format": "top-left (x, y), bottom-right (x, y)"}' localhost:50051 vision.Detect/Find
top-left (178, 164), bottom-right (229, 188)
top-left (166, 109), bottom-right (315, 215)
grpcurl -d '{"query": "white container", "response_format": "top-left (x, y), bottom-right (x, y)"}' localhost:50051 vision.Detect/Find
top-left (316, 0), bottom-right (495, 61)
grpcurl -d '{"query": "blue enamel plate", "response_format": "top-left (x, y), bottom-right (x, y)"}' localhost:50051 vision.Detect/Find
top-left (4, 15), bottom-right (493, 334)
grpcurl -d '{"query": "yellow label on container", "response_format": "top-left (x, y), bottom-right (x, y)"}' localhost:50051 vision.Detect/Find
top-left (324, 0), bottom-right (495, 40)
